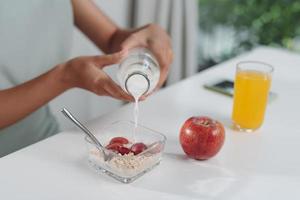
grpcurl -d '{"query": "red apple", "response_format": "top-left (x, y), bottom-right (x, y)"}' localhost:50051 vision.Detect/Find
top-left (179, 116), bottom-right (225, 160)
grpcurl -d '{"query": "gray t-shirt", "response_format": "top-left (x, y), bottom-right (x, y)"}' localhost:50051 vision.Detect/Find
top-left (0, 0), bottom-right (73, 157)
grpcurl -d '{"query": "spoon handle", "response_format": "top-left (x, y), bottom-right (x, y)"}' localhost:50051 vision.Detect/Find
top-left (61, 108), bottom-right (103, 148)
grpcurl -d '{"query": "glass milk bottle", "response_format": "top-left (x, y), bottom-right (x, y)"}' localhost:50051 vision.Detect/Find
top-left (117, 48), bottom-right (160, 100)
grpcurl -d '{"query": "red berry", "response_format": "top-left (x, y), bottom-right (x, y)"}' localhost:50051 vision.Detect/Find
top-left (118, 146), bottom-right (131, 155)
top-left (130, 143), bottom-right (147, 155)
top-left (106, 143), bottom-right (122, 152)
top-left (109, 137), bottom-right (129, 145)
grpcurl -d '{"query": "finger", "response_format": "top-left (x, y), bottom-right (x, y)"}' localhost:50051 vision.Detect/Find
top-left (105, 84), bottom-right (134, 101)
top-left (102, 78), bottom-right (134, 101)
top-left (90, 69), bottom-right (133, 101)
top-left (120, 34), bottom-right (147, 51)
top-left (140, 87), bottom-right (156, 100)
top-left (152, 49), bottom-right (171, 90)
top-left (139, 95), bottom-right (147, 101)
top-left (92, 51), bottom-right (126, 68)
top-left (156, 69), bottom-right (168, 90)
top-left (150, 45), bottom-right (173, 90)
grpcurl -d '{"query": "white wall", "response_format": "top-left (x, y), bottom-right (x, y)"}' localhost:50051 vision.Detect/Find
top-left (50, 0), bottom-right (131, 129)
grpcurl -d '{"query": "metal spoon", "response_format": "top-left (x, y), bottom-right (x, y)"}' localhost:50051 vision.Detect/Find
top-left (61, 108), bottom-right (113, 161)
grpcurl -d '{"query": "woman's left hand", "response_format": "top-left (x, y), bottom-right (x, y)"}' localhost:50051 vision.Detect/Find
top-left (115, 24), bottom-right (173, 91)
top-left (72, 0), bottom-right (172, 91)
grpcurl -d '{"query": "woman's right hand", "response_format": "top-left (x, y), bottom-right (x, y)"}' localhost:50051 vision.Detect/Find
top-left (59, 52), bottom-right (133, 101)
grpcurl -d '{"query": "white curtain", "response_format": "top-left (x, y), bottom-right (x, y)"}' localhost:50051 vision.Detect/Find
top-left (130, 0), bottom-right (199, 85)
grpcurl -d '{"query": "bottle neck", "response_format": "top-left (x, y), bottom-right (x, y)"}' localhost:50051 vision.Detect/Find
top-left (125, 72), bottom-right (150, 97)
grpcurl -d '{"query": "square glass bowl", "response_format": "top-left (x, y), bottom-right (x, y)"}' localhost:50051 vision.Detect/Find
top-left (85, 121), bottom-right (166, 183)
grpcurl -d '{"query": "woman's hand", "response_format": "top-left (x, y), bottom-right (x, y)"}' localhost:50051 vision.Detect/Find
top-left (0, 52), bottom-right (132, 129)
top-left (60, 52), bottom-right (133, 101)
top-left (113, 24), bottom-right (173, 90)
top-left (71, 0), bottom-right (172, 90)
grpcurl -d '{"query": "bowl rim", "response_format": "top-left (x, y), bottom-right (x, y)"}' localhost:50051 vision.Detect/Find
top-left (84, 120), bottom-right (167, 157)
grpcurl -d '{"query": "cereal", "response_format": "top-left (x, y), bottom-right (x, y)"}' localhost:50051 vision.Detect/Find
top-left (89, 148), bottom-right (160, 177)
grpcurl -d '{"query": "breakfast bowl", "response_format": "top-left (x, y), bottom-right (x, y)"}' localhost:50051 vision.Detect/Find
top-left (85, 121), bottom-right (166, 183)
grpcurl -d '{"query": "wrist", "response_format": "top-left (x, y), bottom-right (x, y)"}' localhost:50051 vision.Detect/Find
top-left (108, 28), bottom-right (131, 53)
top-left (53, 63), bottom-right (74, 91)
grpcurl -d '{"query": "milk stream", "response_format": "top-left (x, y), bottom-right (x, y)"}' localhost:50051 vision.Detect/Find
top-left (118, 50), bottom-right (160, 141)
top-left (126, 74), bottom-right (149, 141)
top-left (133, 98), bottom-right (139, 141)
top-left (134, 98), bottom-right (139, 128)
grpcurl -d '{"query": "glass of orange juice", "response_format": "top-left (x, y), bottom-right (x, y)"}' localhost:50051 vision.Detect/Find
top-left (232, 61), bottom-right (274, 132)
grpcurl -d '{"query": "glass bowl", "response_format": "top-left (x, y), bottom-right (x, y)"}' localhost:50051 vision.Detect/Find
top-left (85, 121), bottom-right (166, 183)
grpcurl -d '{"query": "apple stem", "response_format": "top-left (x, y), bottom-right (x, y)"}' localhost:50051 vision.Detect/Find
top-left (202, 120), bottom-right (210, 127)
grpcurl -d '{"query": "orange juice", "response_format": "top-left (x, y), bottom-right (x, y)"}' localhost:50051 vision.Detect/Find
top-left (232, 70), bottom-right (271, 131)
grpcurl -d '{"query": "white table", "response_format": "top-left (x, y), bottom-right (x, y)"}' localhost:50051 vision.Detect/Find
top-left (1, 47), bottom-right (300, 200)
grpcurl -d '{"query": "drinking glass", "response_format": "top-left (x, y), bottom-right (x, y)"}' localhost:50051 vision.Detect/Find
top-left (232, 61), bottom-right (274, 132)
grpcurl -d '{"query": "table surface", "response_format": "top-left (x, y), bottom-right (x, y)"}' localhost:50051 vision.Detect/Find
top-left (1, 47), bottom-right (300, 200)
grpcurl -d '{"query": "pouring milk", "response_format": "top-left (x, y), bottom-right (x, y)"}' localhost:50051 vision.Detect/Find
top-left (117, 48), bottom-right (160, 139)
